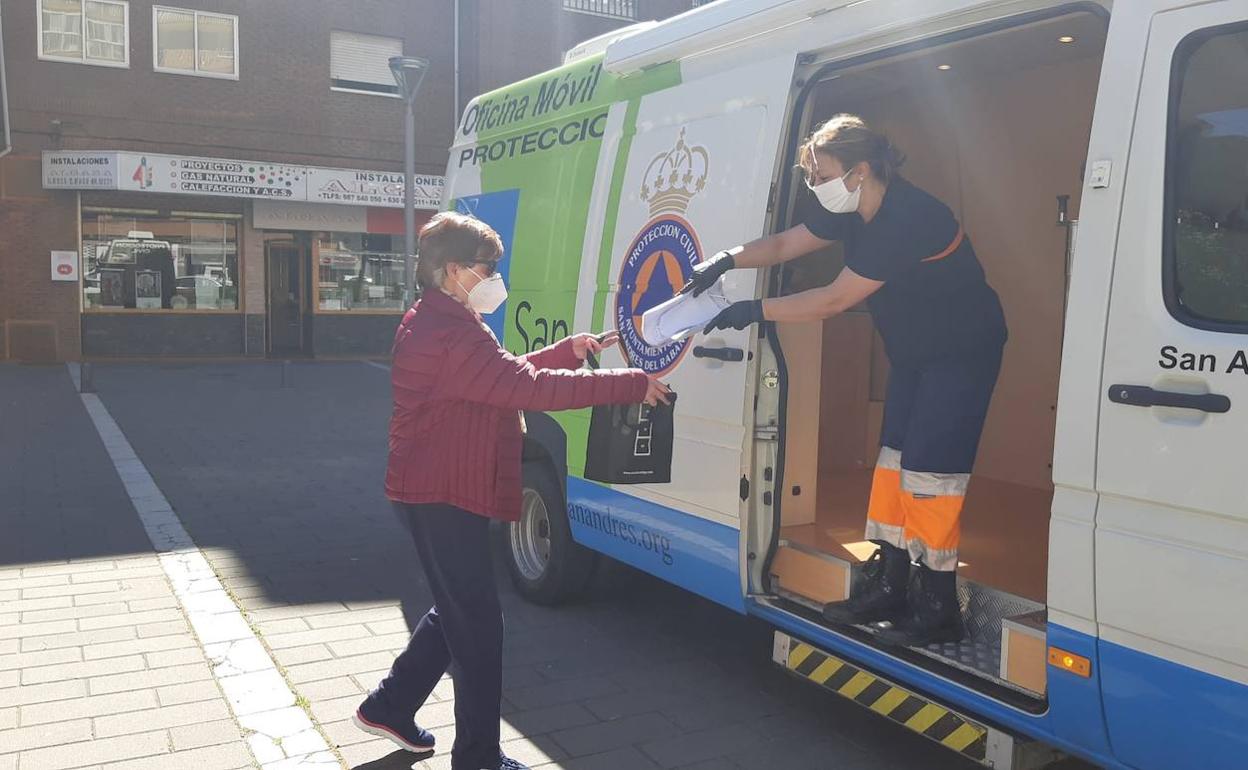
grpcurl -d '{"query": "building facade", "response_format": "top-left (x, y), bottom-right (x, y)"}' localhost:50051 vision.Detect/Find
top-left (0, 0), bottom-right (695, 362)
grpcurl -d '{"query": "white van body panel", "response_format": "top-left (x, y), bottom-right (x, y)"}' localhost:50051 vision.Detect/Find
top-left (589, 53), bottom-right (797, 528)
top-left (1094, 0), bottom-right (1248, 687)
top-left (571, 104), bottom-right (631, 336)
top-left (609, 0), bottom-right (1111, 78)
top-left (1047, 2), bottom-right (1147, 636)
top-left (1046, 488), bottom-right (1098, 636)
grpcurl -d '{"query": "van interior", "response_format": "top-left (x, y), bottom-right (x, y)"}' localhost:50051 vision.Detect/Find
top-left (765, 10), bottom-right (1109, 702)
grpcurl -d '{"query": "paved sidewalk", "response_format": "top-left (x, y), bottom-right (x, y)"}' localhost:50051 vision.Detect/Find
top-left (0, 365), bottom-right (255, 770)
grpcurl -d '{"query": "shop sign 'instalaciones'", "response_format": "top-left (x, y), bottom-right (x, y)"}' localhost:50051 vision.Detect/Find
top-left (42, 151), bottom-right (445, 210)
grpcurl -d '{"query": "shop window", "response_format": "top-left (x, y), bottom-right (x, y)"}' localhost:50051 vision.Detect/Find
top-left (154, 6), bottom-right (238, 79)
top-left (315, 232), bottom-right (405, 311)
top-left (39, 0), bottom-right (129, 68)
top-left (82, 211), bottom-right (240, 312)
top-left (1167, 25), bottom-right (1248, 330)
top-left (330, 31), bottom-right (403, 96)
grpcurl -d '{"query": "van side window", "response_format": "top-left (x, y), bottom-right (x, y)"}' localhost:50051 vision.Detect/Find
top-left (1167, 25), bottom-right (1248, 330)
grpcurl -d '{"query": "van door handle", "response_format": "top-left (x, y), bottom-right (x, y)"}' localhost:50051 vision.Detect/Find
top-left (693, 346), bottom-right (745, 362)
top-left (1107, 384), bottom-right (1230, 413)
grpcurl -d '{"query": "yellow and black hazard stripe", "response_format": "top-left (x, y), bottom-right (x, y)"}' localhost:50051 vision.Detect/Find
top-left (785, 640), bottom-right (989, 762)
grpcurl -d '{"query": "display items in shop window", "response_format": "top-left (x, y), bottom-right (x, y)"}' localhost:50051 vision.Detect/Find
top-left (175, 275), bottom-right (225, 309)
top-left (99, 268), bottom-right (126, 307)
top-left (82, 214), bottom-right (241, 312)
top-left (314, 232), bottom-right (406, 311)
top-left (135, 270), bottom-right (163, 309)
top-left (95, 235), bottom-right (176, 309)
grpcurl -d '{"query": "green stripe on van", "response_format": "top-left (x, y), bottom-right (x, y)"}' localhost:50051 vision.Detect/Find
top-left (463, 55), bottom-right (678, 476)
top-left (591, 96), bottom-right (643, 337)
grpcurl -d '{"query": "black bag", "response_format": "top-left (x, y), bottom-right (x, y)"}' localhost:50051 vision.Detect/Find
top-left (583, 352), bottom-right (676, 485)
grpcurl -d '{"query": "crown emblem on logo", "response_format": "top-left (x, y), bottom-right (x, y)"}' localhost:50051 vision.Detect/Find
top-left (639, 128), bottom-right (709, 218)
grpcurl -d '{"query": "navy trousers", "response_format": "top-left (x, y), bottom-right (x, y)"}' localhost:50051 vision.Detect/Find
top-left (372, 502), bottom-right (503, 770)
top-left (880, 351), bottom-right (1003, 475)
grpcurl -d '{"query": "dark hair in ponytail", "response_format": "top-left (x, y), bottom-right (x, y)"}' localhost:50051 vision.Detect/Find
top-left (798, 114), bottom-right (906, 184)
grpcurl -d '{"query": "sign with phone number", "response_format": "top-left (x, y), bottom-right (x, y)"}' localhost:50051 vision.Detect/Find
top-left (42, 151), bottom-right (444, 210)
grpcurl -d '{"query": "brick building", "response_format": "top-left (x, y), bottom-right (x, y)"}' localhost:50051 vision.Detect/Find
top-left (0, 0), bottom-right (695, 361)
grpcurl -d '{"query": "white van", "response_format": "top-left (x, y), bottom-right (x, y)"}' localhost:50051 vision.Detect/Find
top-left (443, 2), bottom-right (1248, 767)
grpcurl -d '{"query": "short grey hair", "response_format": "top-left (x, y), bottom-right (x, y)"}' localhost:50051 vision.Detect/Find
top-left (415, 212), bottom-right (503, 290)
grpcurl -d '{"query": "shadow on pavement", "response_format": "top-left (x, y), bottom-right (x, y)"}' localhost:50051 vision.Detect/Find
top-left (91, 360), bottom-right (418, 610)
top-left (0, 364), bottom-right (156, 568)
top-left (353, 748), bottom-right (430, 769)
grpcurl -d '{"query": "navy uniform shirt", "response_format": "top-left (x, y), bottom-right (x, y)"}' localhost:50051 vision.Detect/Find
top-left (804, 177), bottom-right (1007, 365)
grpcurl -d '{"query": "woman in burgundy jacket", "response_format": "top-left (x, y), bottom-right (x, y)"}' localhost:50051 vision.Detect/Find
top-left (353, 212), bottom-right (669, 770)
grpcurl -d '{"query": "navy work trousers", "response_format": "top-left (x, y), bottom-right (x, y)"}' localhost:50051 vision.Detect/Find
top-left (372, 502), bottom-right (503, 770)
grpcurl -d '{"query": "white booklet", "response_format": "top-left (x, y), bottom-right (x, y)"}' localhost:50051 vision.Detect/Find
top-left (639, 277), bottom-right (731, 347)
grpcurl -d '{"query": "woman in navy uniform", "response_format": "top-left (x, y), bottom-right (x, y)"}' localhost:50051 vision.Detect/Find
top-left (686, 114), bottom-right (1007, 647)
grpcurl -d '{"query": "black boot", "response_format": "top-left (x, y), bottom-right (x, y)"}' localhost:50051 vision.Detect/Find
top-left (876, 562), bottom-right (963, 647)
top-left (822, 541), bottom-right (910, 625)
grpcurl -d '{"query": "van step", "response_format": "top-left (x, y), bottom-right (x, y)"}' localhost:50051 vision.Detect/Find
top-left (773, 631), bottom-right (1066, 769)
top-left (769, 542), bottom-right (851, 605)
top-left (769, 546), bottom-right (1047, 698)
top-left (1001, 611), bottom-right (1048, 695)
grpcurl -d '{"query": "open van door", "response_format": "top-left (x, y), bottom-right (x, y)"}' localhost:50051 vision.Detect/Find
top-left (567, 52), bottom-right (796, 609)
top-left (1095, 3), bottom-right (1248, 767)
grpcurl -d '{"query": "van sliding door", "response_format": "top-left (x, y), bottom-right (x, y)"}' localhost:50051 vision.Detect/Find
top-left (1095, 3), bottom-right (1248, 767)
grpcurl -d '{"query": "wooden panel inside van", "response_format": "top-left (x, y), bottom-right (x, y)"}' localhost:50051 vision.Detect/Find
top-left (786, 36), bottom-right (1104, 602)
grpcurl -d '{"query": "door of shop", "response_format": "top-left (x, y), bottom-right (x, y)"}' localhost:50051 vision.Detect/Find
top-left (266, 238), bottom-right (307, 356)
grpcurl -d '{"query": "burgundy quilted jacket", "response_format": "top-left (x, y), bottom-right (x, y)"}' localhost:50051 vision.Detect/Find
top-left (385, 288), bottom-right (649, 521)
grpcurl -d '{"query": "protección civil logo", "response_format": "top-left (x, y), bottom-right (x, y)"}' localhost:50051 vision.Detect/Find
top-left (615, 129), bottom-right (710, 375)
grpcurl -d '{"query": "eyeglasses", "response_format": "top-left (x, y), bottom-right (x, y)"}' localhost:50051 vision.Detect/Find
top-left (471, 261), bottom-right (499, 277)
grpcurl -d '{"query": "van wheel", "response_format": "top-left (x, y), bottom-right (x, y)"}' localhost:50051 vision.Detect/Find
top-left (506, 465), bottom-right (596, 605)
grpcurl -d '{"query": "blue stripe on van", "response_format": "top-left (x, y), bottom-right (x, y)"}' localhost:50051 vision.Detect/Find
top-left (1100, 636), bottom-right (1248, 770)
top-left (454, 189), bottom-right (519, 341)
top-left (1044, 624), bottom-right (1114, 760)
top-left (566, 476), bottom-right (744, 612)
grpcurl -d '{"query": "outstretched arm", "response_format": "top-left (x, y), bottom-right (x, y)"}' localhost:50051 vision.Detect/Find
top-left (682, 224), bottom-right (832, 296)
top-left (762, 267), bottom-right (882, 323)
top-left (702, 266), bottom-right (882, 331)
top-left (733, 224), bottom-right (832, 269)
top-left (441, 332), bottom-right (650, 412)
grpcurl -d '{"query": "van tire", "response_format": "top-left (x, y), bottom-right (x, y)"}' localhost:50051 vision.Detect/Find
top-left (505, 464), bottom-right (596, 605)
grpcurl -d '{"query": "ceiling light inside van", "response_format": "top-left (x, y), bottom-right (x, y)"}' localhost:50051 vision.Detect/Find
top-left (1059, 35), bottom-right (1076, 43)
top-left (937, 64), bottom-right (952, 71)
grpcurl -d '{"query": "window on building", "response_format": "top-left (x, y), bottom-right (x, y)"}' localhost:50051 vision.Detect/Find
top-left (39, 0), bottom-right (128, 67)
top-left (1167, 25), bottom-right (1248, 329)
top-left (153, 6), bottom-right (238, 78)
top-left (315, 233), bottom-right (405, 311)
top-left (330, 31), bottom-right (403, 96)
top-left (562, 0), bottom-right (637, 20)
top-left (82, 210), bottom-right (240, 311)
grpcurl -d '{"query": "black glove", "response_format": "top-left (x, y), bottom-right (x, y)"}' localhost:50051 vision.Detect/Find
top-left (680, 250), bottom-right (735, 297)
top-left (704, 299), bottom-right (764, 334)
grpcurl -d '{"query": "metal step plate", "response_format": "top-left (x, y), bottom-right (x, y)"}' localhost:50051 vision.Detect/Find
top-left (909, 580), bottom-right (1045, 697)
top-left (772, 547), bottom-right (1046, 697)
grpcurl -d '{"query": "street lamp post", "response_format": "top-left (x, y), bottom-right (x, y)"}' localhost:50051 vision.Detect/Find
top-left (389, 56), bottom-right (429, 306)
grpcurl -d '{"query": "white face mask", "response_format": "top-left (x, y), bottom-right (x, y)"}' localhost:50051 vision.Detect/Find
top-left (456, 267), bottom-right (508, 314)
top-left (809, 168), bottom-right (862, 214)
